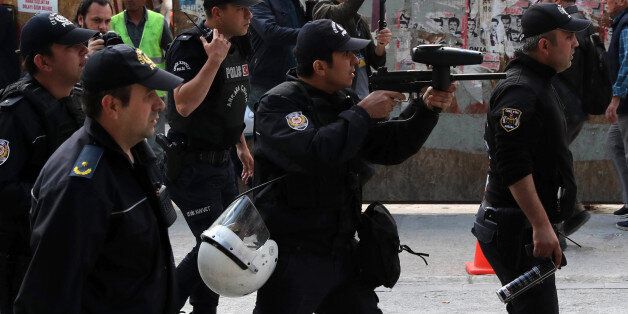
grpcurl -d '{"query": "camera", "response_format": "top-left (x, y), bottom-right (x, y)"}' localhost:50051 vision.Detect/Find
top-left (98, 31), bottom-right (123, 46)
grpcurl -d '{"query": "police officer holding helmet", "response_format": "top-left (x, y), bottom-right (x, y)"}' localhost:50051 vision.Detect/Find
top-left (0, 13), bottom-right (96, 313)
top-left (253, 19), bottom-right (455, 313)
top-left (164, 0), bottom-right (258, 312)
top-left (14, 44), bottom-right (183, 313)
top-left (473, 3), bottom-right (590, 313)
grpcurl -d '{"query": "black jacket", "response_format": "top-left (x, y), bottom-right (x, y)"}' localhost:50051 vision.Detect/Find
top-left (14, 118), bottom-right (176, 314)
top-left (0, 76), bottom-right (81, 254)
top-left (249, 0), bottom-right (306, 89)
top-left (254, 72), bottom-right (439, 253)
top-left (484, 54), bottom-right (577, 223)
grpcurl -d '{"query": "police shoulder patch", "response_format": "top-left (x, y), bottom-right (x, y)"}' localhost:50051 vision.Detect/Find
top-left (285, 111), bottom-right (309, 131)
top-left (0, 139), bottom-right (10, 166)
top-left (70, 145), bottom-right (104, 179)
top-left (500, 107), bottom-right (522, 132)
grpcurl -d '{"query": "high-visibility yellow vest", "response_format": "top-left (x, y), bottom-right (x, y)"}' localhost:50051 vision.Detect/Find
top-left (111, 10), bottom-right (167, 96)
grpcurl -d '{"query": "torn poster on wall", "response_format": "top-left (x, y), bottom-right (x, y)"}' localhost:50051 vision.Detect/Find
top-left (375, 0), bottom-right (607, 113)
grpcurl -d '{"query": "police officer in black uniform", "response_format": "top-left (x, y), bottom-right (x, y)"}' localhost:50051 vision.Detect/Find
top-left (0, 13), bottom-right (95, 313)
top-left (14, 44), bottom-right (183, 314)
top-left (164, 0), bottom-right (258, 312)
top-left (253, 19), bottom-right (455, 313)
top-left (473, 4), bottom-right (590, 313)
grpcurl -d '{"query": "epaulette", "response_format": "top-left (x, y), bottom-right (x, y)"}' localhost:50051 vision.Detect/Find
top-left (0, 95), bottom-right (25, 109)
top-left (70, 144), bottom-right (104, 179)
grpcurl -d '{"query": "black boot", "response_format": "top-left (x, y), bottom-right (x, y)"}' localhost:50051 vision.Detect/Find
top-left (563, 204), bottom-right (591, 236)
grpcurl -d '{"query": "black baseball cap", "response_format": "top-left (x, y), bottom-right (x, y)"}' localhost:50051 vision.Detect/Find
top-left (203, 0), bottom-right (261, 9)
top-left (295, 19), bottom-right (371, 64)
top-left (521, 3), bottom-right (591, 39)
top-left (19, 13), bottom-right (97, 56)
top-left (82, 44), bottom-right (183, 92)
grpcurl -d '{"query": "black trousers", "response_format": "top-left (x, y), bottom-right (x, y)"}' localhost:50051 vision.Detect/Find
top-left (168, 159), bottom-right (238, 313)
top-left (0, 252), bottom-right (28, 314)
top-left (472, 206), bottom-right (559, 314)
top-left (0, 219), bottom-right (30, 314)
top-left (253, 247), bottom-right (382, 314)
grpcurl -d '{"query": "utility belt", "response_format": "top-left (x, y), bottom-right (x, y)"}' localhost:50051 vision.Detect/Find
top-left (474, 203), bottom-right (531, 234)
top-left (183, 149), bottom-right (231, 166)
top-left (157, 133), bottom-right (231, 181)
top-left (473, 203), bottom-right (560, 250)
top-left (475, 202), bottom-right (559, 229)
top-left (473, 202), bottom-right (567, 270)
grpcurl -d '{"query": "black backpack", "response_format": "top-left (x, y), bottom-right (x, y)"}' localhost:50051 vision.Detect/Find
top-left (582, 33), bottom-right (612, 115)
top-left (357, 202), bottom-right (428, 289)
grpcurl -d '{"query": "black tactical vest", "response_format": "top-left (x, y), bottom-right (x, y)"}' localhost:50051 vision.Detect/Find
top-left (0, 77), bottom-right (81, 172)
top-left (166, 29), bottom-right (250, 150)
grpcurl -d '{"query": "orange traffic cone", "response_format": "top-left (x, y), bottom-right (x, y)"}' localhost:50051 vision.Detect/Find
top-left (465, 241), bottom-right (495, 275)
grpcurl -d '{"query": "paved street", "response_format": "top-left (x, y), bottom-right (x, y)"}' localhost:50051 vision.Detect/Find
top-left (170, 204), bottom-right (628, 313)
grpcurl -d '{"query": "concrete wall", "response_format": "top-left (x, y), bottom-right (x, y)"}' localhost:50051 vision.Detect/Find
top-left (363, 116), bottom-right (621, 203)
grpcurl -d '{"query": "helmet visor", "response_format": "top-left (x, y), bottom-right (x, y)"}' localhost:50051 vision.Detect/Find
top-left (210, 195), bottom-right (270, 251)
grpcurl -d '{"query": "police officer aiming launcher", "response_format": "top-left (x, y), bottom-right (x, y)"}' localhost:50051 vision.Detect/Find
top-left (14, 44), bottom-right (183, 314)
top-left (473, 3), bottom-right (590, 313)
top-left (252, 19), bottom-right (455, 313)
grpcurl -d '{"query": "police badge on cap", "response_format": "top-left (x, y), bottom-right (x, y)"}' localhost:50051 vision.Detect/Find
top-left (521, 3), bottom-right (590, 39)
top-left (19, 13), bottom-right (97, 56)
top-left (82, 45), bottom-right (183, 92)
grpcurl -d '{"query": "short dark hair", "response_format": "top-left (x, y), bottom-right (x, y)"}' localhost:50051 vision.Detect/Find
top-left (520, 31), bottom-right (557, 54)
top-left (295, 48), bottom-right (334, 78)
top-left (82, 85), bottom-right (131, 118)
top-left (22, 43), bottom-right (53, 75)
top-left (74, 0), bottom-right (114, 24)
top-left (203, 3), bottom-right (228, 18)
top-left (449, 17), bottom-right (460, 26)
top-left (501, 15), bottom-right (511, 23)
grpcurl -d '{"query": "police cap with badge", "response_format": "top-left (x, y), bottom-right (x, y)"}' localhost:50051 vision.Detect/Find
top-left (18, 12), bottom-right (97, 57)
top-left (520, 3), bottom-right (590, 39)
top-left (294, 19), bottom-right (371, 65)
top-left (1, 13), bottom-right (97, 109)
top-left (82, 44), bottom-right (183, 93)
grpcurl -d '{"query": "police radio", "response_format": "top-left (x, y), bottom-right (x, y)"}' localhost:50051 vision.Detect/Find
top-left (134, 140), bottom-right (177, 227)
top-left (181, 10), bottom-right (213, 42)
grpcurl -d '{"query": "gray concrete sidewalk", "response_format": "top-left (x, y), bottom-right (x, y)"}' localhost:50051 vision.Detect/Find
top-left (169, 204), bottom-right (628, 313)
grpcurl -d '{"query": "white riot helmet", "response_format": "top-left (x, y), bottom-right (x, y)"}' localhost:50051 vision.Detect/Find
top-left (198, 195), bottom-right (278, 297)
